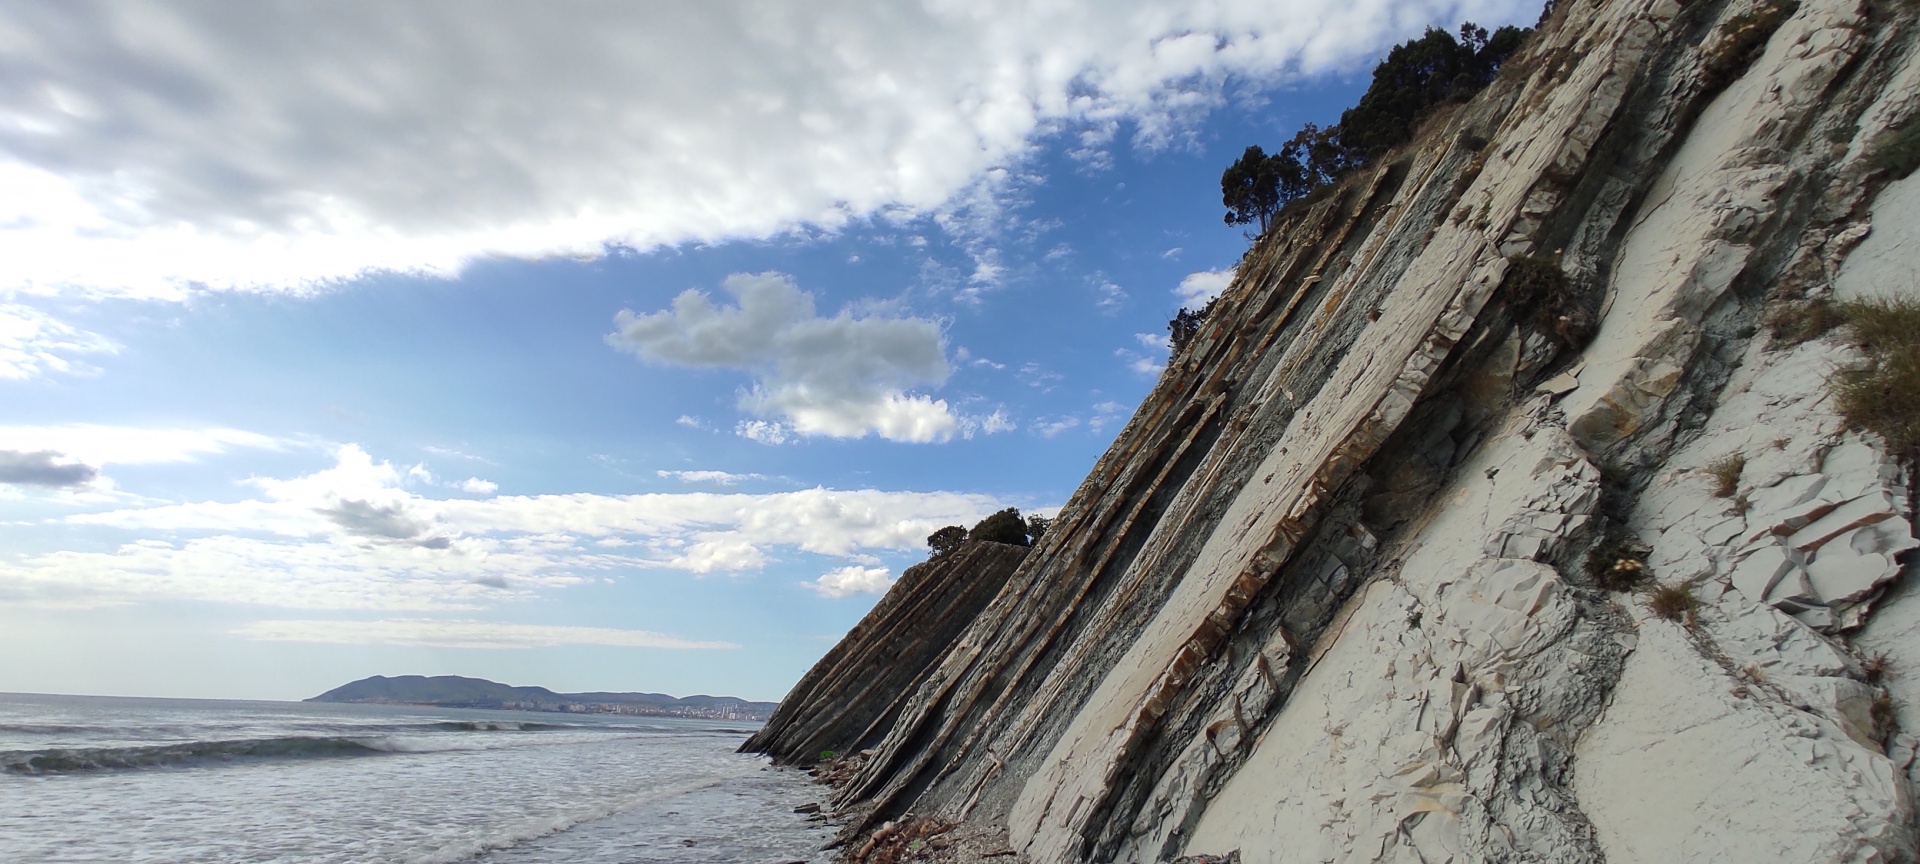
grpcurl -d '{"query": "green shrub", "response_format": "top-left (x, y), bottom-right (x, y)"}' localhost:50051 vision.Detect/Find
top-left (1502, 254), bottom-right (1595, 350)
top-left (1834, 297), bottom-right (1920, 461)
top-left (1870, 123), bottom-right (1920, 178)
top-left (969, 507), bottom-right (1031, 546)
top-left (1587, 532), bottom-right (1649, 592)
top-left (927, 525), bottom-right (967, 558)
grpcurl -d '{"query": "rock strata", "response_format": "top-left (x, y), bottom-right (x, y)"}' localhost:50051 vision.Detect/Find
top-left (760, 0), bottom-right (1920, 860)
top-left (745, 541), bottom-right (1028, 766)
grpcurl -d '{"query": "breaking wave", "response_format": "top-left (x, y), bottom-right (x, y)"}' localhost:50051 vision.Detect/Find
top-left (3, 736), bottom-right (394, 774)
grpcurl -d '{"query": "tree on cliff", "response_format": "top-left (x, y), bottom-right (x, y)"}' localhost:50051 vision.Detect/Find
top-left (927, 525), bottom-right (967, 558)
top-left (1336, 23), bottom-right (1528, 158)
top-left (1025, 513), bottom-right (1052, 544)
top-left (969, 507), bottom-right (1031, 546)
top-left (1220, 22), bottom-right (1529, 237)
top-left (1168, 296), bottom-right (1219, 356)
top-left (1220, 145), bottom-right (1289, 232)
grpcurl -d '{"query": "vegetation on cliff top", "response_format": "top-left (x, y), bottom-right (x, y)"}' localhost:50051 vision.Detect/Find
top-left (1185, 22), bottom-right (1532, 356)
top-left (1219, 22), bottom-right (1529, 234)
top-left (927, 507), bottom-right (1052, 558)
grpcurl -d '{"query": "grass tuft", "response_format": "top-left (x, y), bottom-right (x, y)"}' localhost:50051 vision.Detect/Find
top-left (1648, 582), bottom-right (1701, 626)
top-left (1705, 455), bottom-right (1745, 498)
top-left (1834, 297), bottom-right (1920, 461)
top-left (1766, 298), bottom-right (1845, 345)
top-left (1861, 651), bottom-right (1892, 684)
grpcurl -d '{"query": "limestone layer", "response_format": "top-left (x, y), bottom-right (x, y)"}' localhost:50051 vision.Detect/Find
top-left (775, 0), bottom-right (1920, 860)
top-left (743, 540), bottom-right (1028, 767)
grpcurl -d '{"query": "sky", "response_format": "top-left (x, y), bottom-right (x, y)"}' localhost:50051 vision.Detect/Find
top-left (0, 0), bottom-right (1536, 703)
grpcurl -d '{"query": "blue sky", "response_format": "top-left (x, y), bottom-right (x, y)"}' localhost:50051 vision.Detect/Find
top-left (0, 0), bottom-right (1533, 702)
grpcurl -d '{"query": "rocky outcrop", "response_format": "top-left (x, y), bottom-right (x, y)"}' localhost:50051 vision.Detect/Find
top-left (770, 0), bottom-right (1920, 860)
top-left (745, 540), bottom-right (1028, 766)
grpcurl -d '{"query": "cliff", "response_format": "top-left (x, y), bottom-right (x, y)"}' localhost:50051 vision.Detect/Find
top-left (757, 0), bottom-right (1920, 860)
top-left (745, 540), bottom-right (1030, 765)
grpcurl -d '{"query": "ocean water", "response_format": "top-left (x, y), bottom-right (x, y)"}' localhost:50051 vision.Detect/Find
top-left (0, 692), bottom-right (835, 863)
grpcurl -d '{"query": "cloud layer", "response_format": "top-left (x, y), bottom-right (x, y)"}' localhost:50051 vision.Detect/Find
top-left (235, 618), bottom-right (738, 650)
top-left (611, 272), bottom-right (969, 442)
top-left (0, 0), bottom-right (1527, 297)
top-left (1, 444), bottom-right (1002, 610)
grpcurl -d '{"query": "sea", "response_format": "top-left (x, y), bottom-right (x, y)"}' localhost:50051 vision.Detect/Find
top-left (0, 692), bottom-right (836, 863)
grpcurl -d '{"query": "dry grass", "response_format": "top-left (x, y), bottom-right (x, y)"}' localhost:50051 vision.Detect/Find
top-left (1861, 651), bottom-right (1892, 684)
top-left (1705, 455), bottom-right (1745, 498)
top-left (1834, 297), bottom-right (1920, 461)
top-left (1871, 690), bottom-right (1899, 744)
top-left (1648, 582), bottom-right (1700, 626)
top-left (1766, 297), bottom-right (1845, 345)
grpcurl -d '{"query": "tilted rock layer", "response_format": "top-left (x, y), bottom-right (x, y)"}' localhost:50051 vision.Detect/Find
top-left (765, 0), bottom-right (1920, 860)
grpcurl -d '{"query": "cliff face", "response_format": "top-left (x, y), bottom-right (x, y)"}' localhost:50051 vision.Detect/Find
top-left (746, 540), bottom-right (1029, 766)
top-left (765, 0), bottom-right (1920, 860)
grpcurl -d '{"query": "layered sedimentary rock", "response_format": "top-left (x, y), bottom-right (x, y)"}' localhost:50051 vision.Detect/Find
top-left (768, 0), bottom-right (1920, 860)
top-left (745, 540), bottom-right (1028, 766)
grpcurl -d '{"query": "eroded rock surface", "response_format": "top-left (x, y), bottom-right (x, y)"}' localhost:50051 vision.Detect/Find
top-left (763, 0), bottom-right (1920, 860)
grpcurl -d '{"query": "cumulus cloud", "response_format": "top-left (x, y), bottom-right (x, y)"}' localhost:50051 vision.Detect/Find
top-left (611, 272), bottom-right (967, 442)
top-left (658, 470), bottom-right (764, 485)
top-left (808, 565), bottom-right (895, 598)
top-left (0, 305), bottom-right (118, 379)
top-left (5, 443), bottom-right (1005, 609)
top-left (0, 450), bottom-right (97, 487)
top-left (320, 499), bottom-right (450, 549)
top-left (234, 618), bottom-right (737, 650)
top-left (0, 0), bottom-right (1530, 297)
top-left (1176, 268), bottom-right (1237, 305)
top-left (458, 477), bottom-right (498, 495)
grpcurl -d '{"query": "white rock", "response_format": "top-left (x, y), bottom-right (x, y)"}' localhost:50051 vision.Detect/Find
top-left (1730, 543), bottom-right (1795, 603)
top-left (1788, 492), bottom-right (1899, 553)
top-left (1576, 625), bottom-right (1909, 864)
top-left (1805, 531), bottom-right (1896, 607)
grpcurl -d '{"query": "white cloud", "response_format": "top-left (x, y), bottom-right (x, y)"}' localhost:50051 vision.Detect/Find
top-left (1089, 400), bottom-right (1132, 434)
top-left (657, 470), bottom-right (763, 486)
top-left (611, 272), bottom-right (967, 443)
top-left (1176, 268), bottom-right (1236, 305)
top-left (1136, 332), bottom-right (1171, 351)
top-left (0, 305), bottom-right (118, 379)
top-left (458, 477), bottom-right (498, 495)
top-left (1116, 346), bottom-right (1166, 377)
top-left (0, 0), bottom-right (1532, 298)
top-left (808, 565), bottom-right (895, 598)
top-left (0, 424), bottom-right (283, 467)
top-left (4, 444), bottom-right (1005, 610)
top-left (1035, 416), bottom-right (1081, 438)
top-left (972, 411), bottom-right (1016, 435)
top-left (735, 419), bottom-right (791, 446)
top-left (234, 618), bottom-right (737, 650)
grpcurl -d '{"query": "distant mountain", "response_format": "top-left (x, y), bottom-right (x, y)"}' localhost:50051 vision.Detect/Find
top-left (307, 675), bottom-right (776, 720)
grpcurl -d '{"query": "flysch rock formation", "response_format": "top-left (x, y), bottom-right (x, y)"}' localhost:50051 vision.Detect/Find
top-left (755, 0), bottom-right (1920, 860)
top-left (745, 540), bottom-right (1029, 766)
